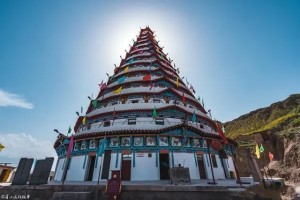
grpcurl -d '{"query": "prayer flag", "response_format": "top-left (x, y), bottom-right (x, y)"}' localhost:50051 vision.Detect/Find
top-left (143, 74), bottom-right (151, 81)
top-left (260, 144), bottom-right (264, 153)
top-left (186, 78), bottom-right (189, 86)
top-left (182, 92), bottom-right (186, 103)
top-left (152, 106), bottom-right (157, 118)
top-left (76, 111), bottom-right (80, 116)
top-left (192, 111), bottom-right (196, 123)
top-left (82, 116), bottom-right (86, 125)
top-left (269, 152), bottom-right (274, 161)
top-left (129, 58), bottom-right (134, 64)
top-left (92, 100), bottom-right (98, 107)
top-left (255, 144), bottom-right (260, 159)
top-left (0, 143), bottom-right (5, 151)
top-left (68, 126), bottom-right (72, 134)
top-left (124, 66), bottom-right (129, 72)
top-left (81, 106), bottom-right (83, 113)
top-left (190, 85), bottom-right (195, 93)
top-left (176, 77), bottom-right (179, 87)
top-left (118, 76), bottom-right (126, 84)
top-left (113, 86), bottom-right (122, 94)
top-left (98, 80), bottom-right (104, 88)
top-left (202, 99), bottom-right (205, 108)
top-left (66, 135), bottom-right (74, 158)
top-left (100, 83), bottom-right (107, 90)
top-left (216, 122), bottom-right (229, 144)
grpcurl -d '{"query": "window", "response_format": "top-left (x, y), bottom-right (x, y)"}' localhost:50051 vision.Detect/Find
top-left (104, 121), bottom-right (111, 127)
top-left (131, 100), bottom-right (139, 103)
top-left (153, 99), bottom-right (160, 103)
top-left (89, 140), bottom-right (96, 149)
top-left (134, 137), bottom-right (143, 146)
top-left (159, 136), bottom-right (168, 146)
top-left (155, 117), bottom-right (164, 125)
top-left (121, 137), bottom-right (131, 146)
top-left (80, 141), bottom-right (86, 150)
top-left (211, 155), bottom-right (218, 168)
top-left (146, 137), bottom-right (156, 146)
top-left (74, 142), bottom-right (80, 151)
top-left (128, 118), bottom-right (136, 125)
top-left (110, 137), bottom-right (119, 147)
top-left (171, 137), bottom-right (181, 146)
top-left (158, 83), bottom-right (165, 88)
top-left (111, 102), bottom-right (118, 106)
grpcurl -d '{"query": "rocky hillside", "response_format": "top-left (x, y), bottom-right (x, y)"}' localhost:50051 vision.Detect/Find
top-left (224, 94), bottom-right (300, 139)
top-left (224, 94), bottom-right (300, 200)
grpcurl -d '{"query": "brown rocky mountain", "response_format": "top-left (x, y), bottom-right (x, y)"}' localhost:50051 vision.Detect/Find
top-left (224, 94), bottom-right (300, 200)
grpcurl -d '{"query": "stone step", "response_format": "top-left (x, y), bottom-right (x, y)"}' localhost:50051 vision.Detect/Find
top-left (51, 191), bottom-right (92, 200)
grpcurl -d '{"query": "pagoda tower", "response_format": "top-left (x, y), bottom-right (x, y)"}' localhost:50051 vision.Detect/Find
top-left (53, 27), bottom-right (237, 182)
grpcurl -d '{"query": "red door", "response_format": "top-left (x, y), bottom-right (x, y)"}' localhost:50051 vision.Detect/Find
top-left (197, 155), bottom-right (207, 179)
top-left (121, 155), bottom-right (131, 181)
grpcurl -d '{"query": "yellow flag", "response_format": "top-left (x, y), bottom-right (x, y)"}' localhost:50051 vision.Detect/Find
top-left (176, 77), bottom-right (179, 87)
top-left (82, 116), bottom-right (86, 125)
top-left (113, 86), bottom-right (122, 94)
top-left (156, 47), bottom-right (160, 53)
top-left (0, 143), bottom-right (5, 151)
top-left (255, 144), bottom-right (260, 159)
top-left (124, 66), bottom-right (129, 72)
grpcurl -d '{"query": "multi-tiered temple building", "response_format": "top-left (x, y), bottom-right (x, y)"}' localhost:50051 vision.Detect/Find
top-left (53, 27), bottom-right (237, 182)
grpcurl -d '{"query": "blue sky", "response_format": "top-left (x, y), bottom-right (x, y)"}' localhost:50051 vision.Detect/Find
top-left (0, 0), bottom-right (300, 166)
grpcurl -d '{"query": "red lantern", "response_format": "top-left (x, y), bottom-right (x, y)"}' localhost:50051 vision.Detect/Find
top-left (211, 140), bottom-right (222, 151)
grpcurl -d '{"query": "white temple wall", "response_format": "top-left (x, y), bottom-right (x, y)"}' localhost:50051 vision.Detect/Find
top-left (66, 155), bottom-right (86, 181)
top-left (54, 158), bottom-right (65, 181)
top-left (131, 152), bottom-right (159, 181)
top-left (213, 155), bottom-right (226, 179)
top-left (172, 152), bottom-right (200, 179)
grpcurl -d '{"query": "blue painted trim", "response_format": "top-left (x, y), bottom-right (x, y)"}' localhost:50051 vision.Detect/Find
top-left (83, 155), bottom-right (87, 169)
top-left (194, 151), bottom-right (198, 167)
top-left (115, 150), bottom-right (119, 168)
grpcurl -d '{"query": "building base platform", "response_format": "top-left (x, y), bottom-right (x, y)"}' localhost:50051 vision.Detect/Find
top-left (0, 180), bottom-right (281, 200)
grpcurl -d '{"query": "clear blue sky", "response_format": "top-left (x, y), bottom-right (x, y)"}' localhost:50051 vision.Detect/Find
top-left (0, 0), bottom-right (300, 165)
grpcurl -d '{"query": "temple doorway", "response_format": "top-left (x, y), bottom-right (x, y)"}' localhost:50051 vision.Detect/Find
top-left (121, 154), bottom-right (131, 180)
top-left (85, 155), bottom-right (96, 181)
top-left (101, 150), bottom-right (112, 179)
top-left (197, 154), bottom-right (207, 179)
top-left (159, 153), bottom-right (170, 180)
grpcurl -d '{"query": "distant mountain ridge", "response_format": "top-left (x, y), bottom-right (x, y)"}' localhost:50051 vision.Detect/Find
top-left (224, 94), bottom-right (300, 138)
